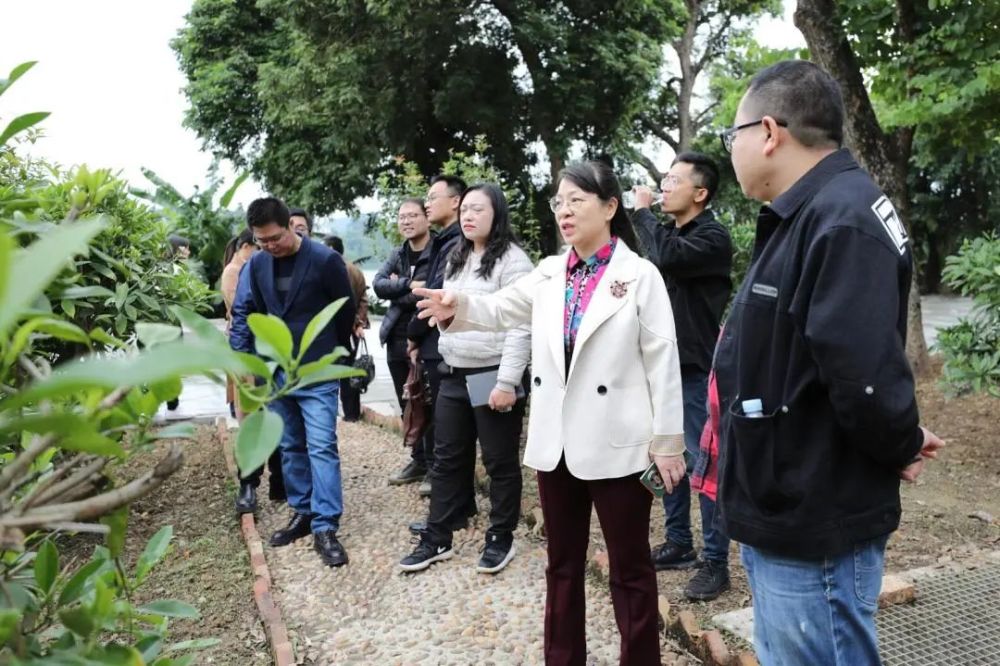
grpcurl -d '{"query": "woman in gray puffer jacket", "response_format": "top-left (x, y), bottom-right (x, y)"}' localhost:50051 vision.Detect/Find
top-left (399, 183), bottom-right (533, 576)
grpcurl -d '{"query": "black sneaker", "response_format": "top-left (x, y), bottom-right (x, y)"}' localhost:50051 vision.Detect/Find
top-left (399, 539), bottom-right (453, 572)
top-left (389, 460), bottom-right (427, 485)
top-left (477, 534), bottom-right (516, 574)
top-left (651, 541), bottom-right (698, 571)
top-left (684, 559), bottom-right (730, 601)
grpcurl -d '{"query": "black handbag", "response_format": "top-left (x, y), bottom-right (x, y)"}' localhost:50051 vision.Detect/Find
top-left (349, 337), bottom-right (376, 393)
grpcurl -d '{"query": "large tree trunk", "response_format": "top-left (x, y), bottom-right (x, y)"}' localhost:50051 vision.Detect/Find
top-left (794, 0), bottom-right (931, 374)
top-left (674, 0), bottom-right (701, 152)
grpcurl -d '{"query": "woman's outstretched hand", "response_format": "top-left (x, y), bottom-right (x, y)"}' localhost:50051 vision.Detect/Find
top-left (413, 287), bottom-right (458, 328)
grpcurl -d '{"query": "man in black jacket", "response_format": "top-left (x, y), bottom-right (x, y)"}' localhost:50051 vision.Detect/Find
top-left (399, 175), bottom-right (478, 534)
top-left (632, 152), bottom-right (734, 601)
top-left (375, 198), bottom-right (433, 479)
top-left (714, 60), bottom-right (944, 664)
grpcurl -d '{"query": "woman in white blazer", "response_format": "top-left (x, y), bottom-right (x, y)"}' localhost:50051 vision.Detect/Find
top-left (415, 161), bottom-right (685, 666)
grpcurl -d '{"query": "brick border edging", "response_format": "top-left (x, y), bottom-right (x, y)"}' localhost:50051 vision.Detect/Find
top-left (215, 417), bottom-right (295, 666)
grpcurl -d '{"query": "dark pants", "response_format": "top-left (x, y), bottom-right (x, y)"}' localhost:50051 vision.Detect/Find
top-left (411, 357), bottom-right (441, 470)
top-left (661, 367), bottom-right (730, 562)
top-left (339, 336), bottom-right (362, 421)
top-left (243, 376), bottom-right (284, 495)
top-left (244, 450), bottom-right (285, 495)
top-left (426, 368), bottom-right (525, 546)
top-left (537, 458), bottom-right (660, 666)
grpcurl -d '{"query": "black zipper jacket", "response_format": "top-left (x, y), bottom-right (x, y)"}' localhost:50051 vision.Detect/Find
top-left (714, 149), bottom-right (923, 559)
top-left (372, 237), bottom-right (433, 345)
top-left (632, 208), bottom-right (733, 373)
top-left (406, 222), bottom-right (462, 361)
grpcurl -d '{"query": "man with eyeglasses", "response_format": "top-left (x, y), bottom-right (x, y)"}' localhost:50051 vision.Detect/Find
top-left (712, 60), bottom-right (944, 665)
top-left (399, 175), bottom-right (477, 534)
top-left (230, 197), bottom-right (357, 568)
top-left (629, 152), bottom-right (734, 601)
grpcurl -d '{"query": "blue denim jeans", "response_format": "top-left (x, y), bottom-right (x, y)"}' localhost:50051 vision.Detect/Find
top-left (661, 368), bottom-right (729, 562)
top-left (269, 372), bottom-right (343, 534)
top-left (741, 535), bottom-right (889, 666)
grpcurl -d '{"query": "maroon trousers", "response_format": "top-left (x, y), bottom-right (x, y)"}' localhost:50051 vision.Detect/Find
top-left (537, 458), bottom-right (661, 666)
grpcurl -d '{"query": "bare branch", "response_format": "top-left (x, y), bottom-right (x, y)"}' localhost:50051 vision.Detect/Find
top-left (0, 444), bottom-right (183, 531)
top-left (24, 456), bottom-right (107, 509)
top-left (639, 116), bottom-right (679, 150)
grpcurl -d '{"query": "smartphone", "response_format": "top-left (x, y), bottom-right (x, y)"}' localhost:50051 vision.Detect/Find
top-left (639, 462), bottom-right (666, 498)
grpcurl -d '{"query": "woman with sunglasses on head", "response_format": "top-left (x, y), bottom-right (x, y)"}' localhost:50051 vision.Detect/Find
top-left (414, 161), bottom-right (685, 665)
top-left (399, 183), bottom-right (533, 575)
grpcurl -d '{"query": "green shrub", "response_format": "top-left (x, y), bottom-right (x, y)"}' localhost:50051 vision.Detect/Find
top-left (0, 60), bottom-right (361, 663)
top-left (937, 232), bottom-right (1000, 395)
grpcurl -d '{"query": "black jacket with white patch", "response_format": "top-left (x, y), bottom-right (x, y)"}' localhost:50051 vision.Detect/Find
top-left (714, 149), bottom-right (923, 559)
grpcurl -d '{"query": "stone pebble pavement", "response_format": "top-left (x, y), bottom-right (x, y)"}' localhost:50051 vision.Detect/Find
top-left (255, 420), bottom-right (696, 666)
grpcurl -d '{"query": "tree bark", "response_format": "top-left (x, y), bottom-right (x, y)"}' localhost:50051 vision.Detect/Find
top-left (794, 0), bottom-right (931, 374)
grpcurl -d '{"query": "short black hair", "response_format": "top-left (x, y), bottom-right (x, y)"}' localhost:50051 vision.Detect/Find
top-left (743, 60), bottom-right (844, 148)
top-left (288, 207), bottom-right (313, 233)
top-left (671, 152), bottom-right (720, 203)
top-left (324, 235), bottom-right (345, 255)
top-left (246, 197), bottom-right (291, 229)
top-left (429, 174), bottom-right (467, 198)
top-left (167, 234), bottom-right (190, 251)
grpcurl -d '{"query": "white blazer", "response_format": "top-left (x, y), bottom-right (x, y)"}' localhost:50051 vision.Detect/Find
top-left (445, 241), bottom-right (684, 480)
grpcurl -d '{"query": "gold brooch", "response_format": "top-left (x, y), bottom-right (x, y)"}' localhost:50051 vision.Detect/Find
top-left (609, 280), bottom-right (631, 299)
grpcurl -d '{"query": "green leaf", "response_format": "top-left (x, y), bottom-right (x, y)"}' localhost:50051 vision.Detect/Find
top-left (0, 235), bottom-right (12, 321)
top-left (136, 322), bottom-right (182, 347)
top-left (5, 317), bottom-right (90, 366)
top-left (136, 635), bottom-right (165, 662)
top-left (58, 559), bottom-right (107, 606)
top-left (0, 609), bottom-right (22, 645)
top-left (90, 327), bottom-right (127, 349)
top-left (140, 600), bottom-right (200, 619)
top-left (34, 539), bottom-right (58, 595)
top-left (170, 306), bottom-right (226, 346)
top-left (4, 340), bottom-right (246, 410)
top-left (0, 111), bottom-right (50, 146)
top-left (294, 364), bottom-right (365, 390)
top-left (219, 172), bottom-right (250, 208)
top-left (152, 423), bottom-right (196, 439)
top-left (248, 313), bottom-right (294, 365)
top-left (235, 409), bottom-right (283, 477)
top-left (234, 352), bottom-right (272, 379)
top-left (135, 525), bottom-right (173, 584)
top-left (0, 61), bottom-right (38, 97)
top-left (0, 217), bottom-right (106, 336)
top-left (59, 606), bottom-right (96, 637)
top-left (101, 507), bottom-right (129, 558)
top-left (297, 298), bottom-right (347, 362)
top-left (295, 347), bottom-right (349, 379)
top-left (59, 285), bottom-right (116, 299)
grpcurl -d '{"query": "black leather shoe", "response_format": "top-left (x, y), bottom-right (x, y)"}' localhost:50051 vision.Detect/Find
top-left (269, 514), bottom-right (312, 547)
top-left (685, 560), bottom-right (731, 601)
top-left (314, 530), bottom-right (348, 567)
top-left (235, 483), bottom-right (257, 514)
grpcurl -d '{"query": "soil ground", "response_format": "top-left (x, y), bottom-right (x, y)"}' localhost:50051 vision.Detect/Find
top-left (55, 359), bottom-right (1000, 663)
top-left (60, 427), bottom-right (270, 665)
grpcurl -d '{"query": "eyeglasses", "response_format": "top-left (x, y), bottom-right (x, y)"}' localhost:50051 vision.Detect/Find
top-left (253, 231), bottom-right (286, 246)
top-left (397, 212), bottom-right (423, 222)
top-left (548, 195), bottom-right (592, 214)
top-left (719, 118), bottom-right (788, 153)
top-left (425, 193), bottom-right (457, 205)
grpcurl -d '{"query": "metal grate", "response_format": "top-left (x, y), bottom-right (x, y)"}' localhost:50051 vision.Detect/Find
top-left (878, 562), bottom-right (1000, 665)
